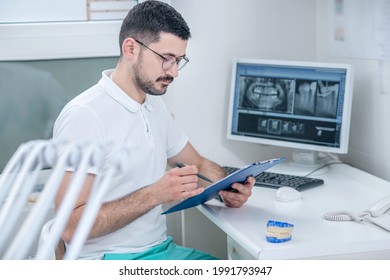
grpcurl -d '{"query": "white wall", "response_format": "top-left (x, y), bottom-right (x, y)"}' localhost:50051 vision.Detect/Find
top-left (167, 0), bottom-right (390, 180)
top-left (167, 0), bottom-right (317, 169)
top-left (316, 0), bottom-right (390, 181)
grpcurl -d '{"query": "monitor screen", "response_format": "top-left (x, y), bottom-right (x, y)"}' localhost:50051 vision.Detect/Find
top-left (227, 59), bottom-right (354, 164)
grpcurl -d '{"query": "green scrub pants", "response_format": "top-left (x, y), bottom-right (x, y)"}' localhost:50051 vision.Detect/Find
top-left (102, 236), bottom-right (219, 260)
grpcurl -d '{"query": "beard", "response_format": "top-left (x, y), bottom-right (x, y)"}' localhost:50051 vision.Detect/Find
top-left (133, 60), bottom-right (174, 96)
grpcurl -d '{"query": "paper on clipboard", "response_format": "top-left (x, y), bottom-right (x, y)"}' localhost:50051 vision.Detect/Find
top-left (162, 157), bottom-right (285, 215)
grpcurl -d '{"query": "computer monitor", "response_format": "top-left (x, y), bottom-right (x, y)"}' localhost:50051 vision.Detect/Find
top-left (227, 58), bottom-right (354, 173)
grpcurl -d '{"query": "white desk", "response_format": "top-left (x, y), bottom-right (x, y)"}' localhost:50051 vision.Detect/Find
top-left (197, 163), bottom-right (390, 259)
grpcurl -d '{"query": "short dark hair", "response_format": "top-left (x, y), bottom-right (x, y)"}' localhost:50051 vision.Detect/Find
top-left (119, 0), bottom-right (191, 55)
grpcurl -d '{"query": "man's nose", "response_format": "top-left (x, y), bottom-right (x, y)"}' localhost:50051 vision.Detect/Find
top-left (165, 64), bottom-right (179, 78)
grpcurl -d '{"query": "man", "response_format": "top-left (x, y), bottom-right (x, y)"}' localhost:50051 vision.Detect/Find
top-left (53, 0), bottom-right (254, 260)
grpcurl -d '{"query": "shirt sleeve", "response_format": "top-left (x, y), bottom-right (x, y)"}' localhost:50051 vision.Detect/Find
top-left (53, 105), bottom-right (104, 141)
top-left (53, 105), bottom-right (105, 174)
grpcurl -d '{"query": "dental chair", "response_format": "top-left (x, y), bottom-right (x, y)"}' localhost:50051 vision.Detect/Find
top-left (0, 139), bottom-right (129, 260)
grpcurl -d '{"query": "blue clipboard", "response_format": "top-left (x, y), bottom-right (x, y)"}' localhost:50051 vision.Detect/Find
top-left (162, 157), bottom-right (285, 215)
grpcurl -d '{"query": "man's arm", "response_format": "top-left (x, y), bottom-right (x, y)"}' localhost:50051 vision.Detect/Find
top-left (56, 165), bottom-right (203, 244)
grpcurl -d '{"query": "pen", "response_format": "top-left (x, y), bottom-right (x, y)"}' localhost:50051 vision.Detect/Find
top-left (175, 162), bottom-right (223, 202)
top-left (175, 162), bottom-right (213, 183)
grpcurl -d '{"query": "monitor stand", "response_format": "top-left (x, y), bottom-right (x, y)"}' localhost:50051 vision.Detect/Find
top-left (270, 149), bottom-right (329, 176)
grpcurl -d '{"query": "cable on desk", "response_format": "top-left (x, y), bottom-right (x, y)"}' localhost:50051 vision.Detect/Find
top-left (303, 161), bottom-right (352, 177)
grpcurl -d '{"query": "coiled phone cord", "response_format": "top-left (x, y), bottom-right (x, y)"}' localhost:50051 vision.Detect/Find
top-left (323, 210), bottom-right (367, 222)
top-left (324, 210), bottom-right (390, 232)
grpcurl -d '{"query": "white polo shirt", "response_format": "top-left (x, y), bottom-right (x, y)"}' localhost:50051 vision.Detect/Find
top-left (53, 69), bottom-right (188, 259)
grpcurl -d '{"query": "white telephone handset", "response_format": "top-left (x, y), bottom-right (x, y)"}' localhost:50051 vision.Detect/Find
top-left (324, 194), bottom-right (390, 232)
top-left (368, 194), bottom-right (390, 217)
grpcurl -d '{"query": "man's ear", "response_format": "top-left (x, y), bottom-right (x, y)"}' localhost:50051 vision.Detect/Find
top-left (122, 37), bottom-right (137, 57)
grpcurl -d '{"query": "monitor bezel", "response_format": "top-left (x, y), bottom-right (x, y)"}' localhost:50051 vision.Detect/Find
top-left (227, 58), bottom-right (354, 154)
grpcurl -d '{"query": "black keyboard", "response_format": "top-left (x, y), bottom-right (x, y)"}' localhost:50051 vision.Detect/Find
top-left (222, 166), bottom-right (324, 191)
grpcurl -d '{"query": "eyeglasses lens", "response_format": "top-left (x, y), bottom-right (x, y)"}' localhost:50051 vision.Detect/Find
top-left (162, 56), bottom-right (188, 71)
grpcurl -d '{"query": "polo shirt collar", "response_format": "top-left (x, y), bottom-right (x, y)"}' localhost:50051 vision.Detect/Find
top-left (99, 70), bottom-right (154, 113)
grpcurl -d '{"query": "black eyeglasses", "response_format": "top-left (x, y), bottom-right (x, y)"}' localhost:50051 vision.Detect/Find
top-left (134, 39), bottom-right (189, 71)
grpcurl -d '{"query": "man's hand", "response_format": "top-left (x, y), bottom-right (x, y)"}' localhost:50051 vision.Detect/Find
top-left (218, 176), bottom-right (255, 208)
top-left (150, 164), bottom-right (205, 204)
